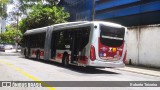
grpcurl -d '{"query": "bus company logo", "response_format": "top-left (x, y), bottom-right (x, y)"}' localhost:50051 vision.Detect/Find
top-left (2, 82), bottom-right (12, 87)
top-left (108, 47), bottom-right (112, 52)
top-left (100, 47), bottom-right (107, 51)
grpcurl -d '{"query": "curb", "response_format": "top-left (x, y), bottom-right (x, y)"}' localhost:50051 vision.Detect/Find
top-left (115, 68), bottom-right (160, 77)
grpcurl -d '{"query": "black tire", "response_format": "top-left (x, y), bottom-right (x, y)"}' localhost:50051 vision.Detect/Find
top-left (62, 55), bottom-right (69, 66)
top-left (36, 50), bottom-right (40, 60)
top-left (24, 49), bottom-right (27, 58)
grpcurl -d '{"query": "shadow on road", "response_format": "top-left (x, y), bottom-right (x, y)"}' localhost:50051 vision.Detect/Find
top-left (19, 56), bottom-right (119, 75)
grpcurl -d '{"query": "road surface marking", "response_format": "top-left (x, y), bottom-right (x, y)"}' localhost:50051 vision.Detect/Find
top-left (0, 59), bottom-right (56, 90)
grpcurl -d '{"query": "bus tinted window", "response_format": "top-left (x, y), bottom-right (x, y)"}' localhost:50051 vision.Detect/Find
top-left (100, 25), bottom-right (125, 47)
top-left (78, 27), bottom-right (90, 51)
top-left (51, 27), bottom-right (90, 50)
top-left (24, 32), bottom-right (46, 48)
top-left (56, 31), bottom-right (70, 50)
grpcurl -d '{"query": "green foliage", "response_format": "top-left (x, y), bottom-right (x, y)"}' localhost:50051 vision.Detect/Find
top-left (0, 26), bottom-right (22, 44)
top-left (0, 0), bottom-right (8, 18)
top-left (18, 0), bottom-right (61, 15)
top-left (19, 5), bottom-right (70, 33)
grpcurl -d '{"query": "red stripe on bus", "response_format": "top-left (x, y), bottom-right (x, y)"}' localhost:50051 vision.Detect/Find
top-left (32, 50), bottom-right (36, 55)
top-left (57, 53), bottom-right (63, 59)
top-left (78, 56), bottom-right (88, 64)
top-left (40, 51), bottom-right (44, 56)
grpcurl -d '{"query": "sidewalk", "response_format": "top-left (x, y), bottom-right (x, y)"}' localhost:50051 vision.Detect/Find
top-left (116, 65), bottom-right (160, 77)
top-left (0, 49), bottom-right (21, 56)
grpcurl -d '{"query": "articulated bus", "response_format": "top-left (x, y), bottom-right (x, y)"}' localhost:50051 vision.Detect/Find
top-left (21, 21), bottom-right (127, 68)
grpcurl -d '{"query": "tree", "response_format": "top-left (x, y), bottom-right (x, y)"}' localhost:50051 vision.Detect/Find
top-left (0, 0), bottom-right (8, 18)
top-left (18, 0), bottom-right (61, 15)
top-left (0, 25), bottom-right (22, 44)
top-left (19, 5), bottom-right (70, 33)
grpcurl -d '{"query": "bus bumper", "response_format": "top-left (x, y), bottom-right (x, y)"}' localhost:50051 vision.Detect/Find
top-left (88, 60), bottom-right (125, 68)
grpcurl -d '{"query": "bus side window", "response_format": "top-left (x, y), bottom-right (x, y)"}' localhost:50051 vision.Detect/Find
top-left (56, 31), bottom-right (63, 50)
top-left (51, 32), bottom-right (57, 58)
top-left (39, 33), bottom-right (46, 48)
top-left (55, 31), bottom-right (63, 50)
top-left (27, 35), bottom-right (30, 47)
top-left (64, 30), bottom-right (71, 49)
top-left (29, 35), bottom-right (32, 48)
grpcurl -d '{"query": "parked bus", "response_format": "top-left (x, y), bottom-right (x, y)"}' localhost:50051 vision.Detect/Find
top-left (21, 21), bottom-right (127, 68)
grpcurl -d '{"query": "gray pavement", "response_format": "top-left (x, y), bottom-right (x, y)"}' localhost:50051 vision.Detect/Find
top-left (0, 52), bottom-right (160, 90)
top-left (1, 50), bottom-right (159, 77)
top-left (0, 49), bottom-right (21, 56)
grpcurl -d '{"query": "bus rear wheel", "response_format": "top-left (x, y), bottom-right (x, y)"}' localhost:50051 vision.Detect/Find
top-left (62, 55), bottom-right (69, 66)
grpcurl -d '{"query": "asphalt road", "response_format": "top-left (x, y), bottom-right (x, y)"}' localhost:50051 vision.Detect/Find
top-left (0, 56), bottom-right (160, 90)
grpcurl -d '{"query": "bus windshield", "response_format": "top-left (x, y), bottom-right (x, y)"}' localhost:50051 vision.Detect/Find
top-left (100, 24), bottom-right (125, 47)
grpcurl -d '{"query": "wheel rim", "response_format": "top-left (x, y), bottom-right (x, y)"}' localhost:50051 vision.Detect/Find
top-left (64, 56), bottom-right (68, 65)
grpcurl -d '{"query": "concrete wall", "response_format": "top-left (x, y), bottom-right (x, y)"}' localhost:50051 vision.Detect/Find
top-left (126, 24), bottom-right (160, 68)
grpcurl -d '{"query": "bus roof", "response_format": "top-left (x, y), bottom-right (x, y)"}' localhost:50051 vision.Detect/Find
top-left (24, 26), bottom-right (48, 35)
top-left (24, 21), bottom-right (124, 35)
top-left (51, 21), bottom-right (91, 30)
top-left (93, 21), bottom-right (123, 28)
top-left (52, 21), bottom-right (123, 27)
top-left (52, 21), bottom-right (90, 27)
top-left (51, 21), bottom-right (124, 30)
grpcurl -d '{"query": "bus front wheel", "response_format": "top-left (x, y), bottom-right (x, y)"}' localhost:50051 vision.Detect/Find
top-left (36, 50), bottom-right (40, 60)
top-left (24, 49), bottom-right (27, 58)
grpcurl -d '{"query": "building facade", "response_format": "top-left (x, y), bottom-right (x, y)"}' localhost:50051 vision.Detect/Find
top-left (58, 0), bottom-right (92, 21)
top-left (59, 0), bottom-right (160, 26)
top-left (0, 17), bottom-right (6, 33)
top-left (95, 0), bottom-right (160, 26)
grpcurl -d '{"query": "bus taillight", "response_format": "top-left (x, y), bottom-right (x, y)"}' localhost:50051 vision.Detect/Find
top-left (90, 45), bottom-right (96, 61)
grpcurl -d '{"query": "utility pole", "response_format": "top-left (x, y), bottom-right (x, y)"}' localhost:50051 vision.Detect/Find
top-left (92, 0), bottom-right (95, 21)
